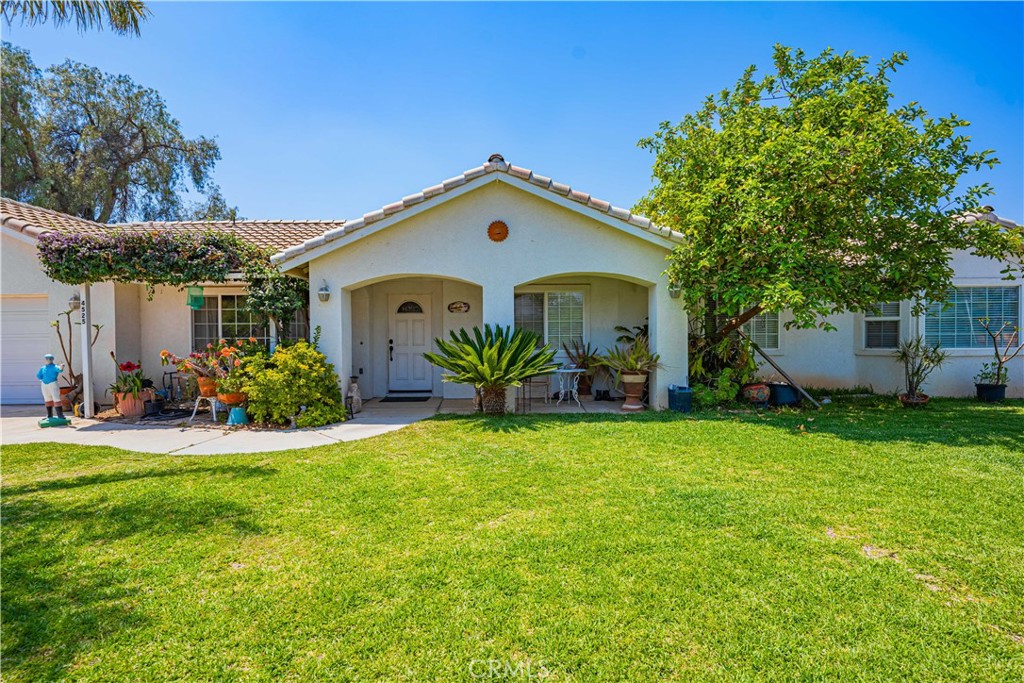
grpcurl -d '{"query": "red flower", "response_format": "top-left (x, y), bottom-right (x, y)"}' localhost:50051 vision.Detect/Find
top-left (118, 361), bottom-right (140, 372)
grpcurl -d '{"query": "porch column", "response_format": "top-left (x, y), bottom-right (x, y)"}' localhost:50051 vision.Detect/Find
top-left (309, 273), bottom-right (352, 398)
top-left (648, 283), bottom-right (688, 409)
top-left (337, 288), bottom-right (353, 397)
top-left (80, 283), bottom-right (95, 418)
top-left (481, 282), bottom-right (516, 328)
top-left (481, 282), bottom-right (516, 410)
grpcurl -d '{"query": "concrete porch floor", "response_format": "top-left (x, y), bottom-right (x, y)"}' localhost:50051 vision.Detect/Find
top-left (426, 395), bottom-right (627, 415)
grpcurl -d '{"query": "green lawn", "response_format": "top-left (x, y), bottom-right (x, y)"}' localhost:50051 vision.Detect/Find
top-left (2, 399), bottom-right (1023, 682)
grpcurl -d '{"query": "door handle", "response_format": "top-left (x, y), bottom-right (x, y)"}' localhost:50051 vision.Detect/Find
top-left (389, 338), bottom-right (394, 362)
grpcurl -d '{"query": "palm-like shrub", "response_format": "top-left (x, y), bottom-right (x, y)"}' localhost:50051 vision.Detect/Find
top-left (424, 325), bottom-right (558, 415)
top-left (599, 335), bottom-right (663, 375)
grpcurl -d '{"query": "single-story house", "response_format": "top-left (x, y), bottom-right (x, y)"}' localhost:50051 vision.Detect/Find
top-left (2, 154), bottom-right (1021, 407)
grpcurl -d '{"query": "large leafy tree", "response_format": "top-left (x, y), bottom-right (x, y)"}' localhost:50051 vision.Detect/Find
top-left (1, 42), bottom-right (227, 222)
top-left (1, 1), bottom-right (149, 36)
top-left (637, 45), bottom-right (1023, 344)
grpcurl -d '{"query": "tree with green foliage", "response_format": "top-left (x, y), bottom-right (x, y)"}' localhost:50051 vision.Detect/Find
top-left (1, 42), bottom-right (231, 222)
top-left (637, 45), bottom-right (1023, 352)
top-left (1, 1), bottom-right (149, 35)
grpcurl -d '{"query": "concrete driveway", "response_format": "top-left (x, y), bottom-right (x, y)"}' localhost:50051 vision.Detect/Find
top-left (0, 399), bottom-right (457, 455)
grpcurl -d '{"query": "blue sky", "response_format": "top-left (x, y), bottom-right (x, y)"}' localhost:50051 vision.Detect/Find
top-left (5, 1), bottom-right (1023, 221)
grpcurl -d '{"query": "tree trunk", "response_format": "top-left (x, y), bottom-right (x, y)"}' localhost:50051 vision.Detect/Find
top-left (714, 304), bottom-right (765, 342)
top-left (480, 386), bottom-right (508, 415)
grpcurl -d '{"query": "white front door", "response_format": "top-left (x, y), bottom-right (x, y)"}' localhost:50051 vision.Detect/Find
top-left (388, 294), bottom-right (432, 392)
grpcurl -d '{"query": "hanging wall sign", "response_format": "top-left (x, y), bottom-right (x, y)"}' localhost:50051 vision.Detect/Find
top-left (448, 301), bottom-right (471, 313)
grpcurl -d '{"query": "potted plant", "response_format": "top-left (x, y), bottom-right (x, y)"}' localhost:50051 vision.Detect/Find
top-left (162, 337), bottom-right (261, 398)
top-left (424, 325), bottom-right (558, 415)
top-left (216, 360), bottom-right (248, 406)
top-left (598, 335), bottom-right (663, 412)
top-left (741, 379), bottom-right (771, 407)
top-left (894, 336), bottom-right (947, 408)
top-left (108, 353), bottom-right (151, 417)
top-left (973, 318), bottom-right (1022, 403)
top-left (562, 339), bottom-right (600, 397)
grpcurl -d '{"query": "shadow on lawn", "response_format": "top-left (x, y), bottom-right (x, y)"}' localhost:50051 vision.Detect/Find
top-left (686, 398), bottom-right (1024, 450)
top-left (1, 467), bottom-right (270, 680)
top-left (3, 463), bottom-right (277, 497)
top-left (431, 399), bottom-right (1024, 449)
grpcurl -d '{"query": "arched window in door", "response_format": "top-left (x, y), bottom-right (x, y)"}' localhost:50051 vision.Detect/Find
top-left (396, 300), bottom-right (424, 314)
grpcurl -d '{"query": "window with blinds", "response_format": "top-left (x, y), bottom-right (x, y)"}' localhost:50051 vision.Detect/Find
top-left (865, 302), bottom-right (900, 349)
top-left (925, 287), bottom-right (1020, 349)
top-left (742, 312), bottom-right (780, 350)
top-left (514, 290), bottom-right (584, 349)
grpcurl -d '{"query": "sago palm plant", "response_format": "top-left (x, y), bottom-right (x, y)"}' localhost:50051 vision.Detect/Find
top-left (423, 325), bottom-right (558, 415)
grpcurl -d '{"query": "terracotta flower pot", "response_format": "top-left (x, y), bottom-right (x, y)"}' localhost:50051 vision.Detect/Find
top-left (620, 372), bottom-right (647, 412)
top-left (114, 392), bottom-right (146, 417)
top-left (196, 377), bottom-right (217, 397)
top-left (216, 392), bottom-right (247, 406)
top-left (899, 392), bottom-right (930, 408)
top-left (742, 382), bottom-right (771, 405)
top-left (577, 374), bottom-right (593, 397)
top-left (60, 386), bottom-right (74, 410)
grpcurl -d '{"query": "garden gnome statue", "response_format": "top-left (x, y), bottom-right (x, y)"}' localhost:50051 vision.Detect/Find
top-left (37, 353), bottom-right (71, 427)
top-left (348, 376), bottom-right (363, 414)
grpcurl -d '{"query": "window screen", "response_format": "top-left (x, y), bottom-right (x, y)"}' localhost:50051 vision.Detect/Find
top-left (865, 302), bottom-right (900, 349)
top-left (925, 287), bottom-right (1020, 349)
top-left (191, 294), bottom-right (270, 351)
top-left (545, 291), bottom-right (584, 350)
top-left (742, 312), bottom-right (780, 349)
top-left (514, 292), bottom-right (545, 340)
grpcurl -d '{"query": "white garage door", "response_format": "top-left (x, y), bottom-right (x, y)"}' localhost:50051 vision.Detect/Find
top-left (1, 296), bottom-right (51, 404)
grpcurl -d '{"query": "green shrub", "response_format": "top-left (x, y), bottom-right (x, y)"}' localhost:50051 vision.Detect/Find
top-left (692, 367), bottom-right (744, 410)
top-left (242, 341), bottom-right (345, 427)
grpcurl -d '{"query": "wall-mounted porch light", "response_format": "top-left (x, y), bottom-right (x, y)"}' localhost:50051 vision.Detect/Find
top-left (668, 283), bottom-right (682, 299)
top-left (67, 291), bottom-right (81, 310)
top-left (317, 281), bottom-right (331, 303)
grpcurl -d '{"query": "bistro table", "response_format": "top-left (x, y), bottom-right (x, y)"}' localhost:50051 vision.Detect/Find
top-left (555, 366), bottom-right (586, 408)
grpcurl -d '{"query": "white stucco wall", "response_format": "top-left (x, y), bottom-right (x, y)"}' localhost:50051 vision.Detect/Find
top-left (761, 249), bottom-right (1023, 398)
top-left (302, 179), bottom-right (689, 407)
top-left (1, 230), bottom-right (120, 404)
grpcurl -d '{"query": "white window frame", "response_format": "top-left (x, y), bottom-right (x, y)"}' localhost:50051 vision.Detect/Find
top-left (514, 286), bottom-right (589, 359)
top-left (921, 284), bottom-right (1022, 356)
top-left (863, 302), bottom-right (902, 350)
top-left (190, 289), bottom-right (271, 351)
top-left (742, 311), bottom-right (781, 353)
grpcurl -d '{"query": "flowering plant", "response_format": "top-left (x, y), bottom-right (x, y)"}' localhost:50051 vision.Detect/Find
top-left (162, 338), bottom-right (265, 390)
top-left (109, 352), bottom-right (149, 398)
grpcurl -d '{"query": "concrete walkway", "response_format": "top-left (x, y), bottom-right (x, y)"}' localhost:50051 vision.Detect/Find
top-left (1, 395), bottom-right (625, 455)
top-left (0, 399), bottom-right (452, 455)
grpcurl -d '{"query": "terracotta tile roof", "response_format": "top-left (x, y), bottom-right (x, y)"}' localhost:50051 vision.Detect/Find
top-left (1, 197), bottom-right (343, 251)
top-left (0, 198), bottom-right (109, 238)
top-left (271, 154), bottom-right (683, 265)
top-left (112, 219), bottom-right (346, 252)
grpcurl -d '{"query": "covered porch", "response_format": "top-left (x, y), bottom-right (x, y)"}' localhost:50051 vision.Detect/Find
top-left (328, 269), bottom-right (685, 410)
